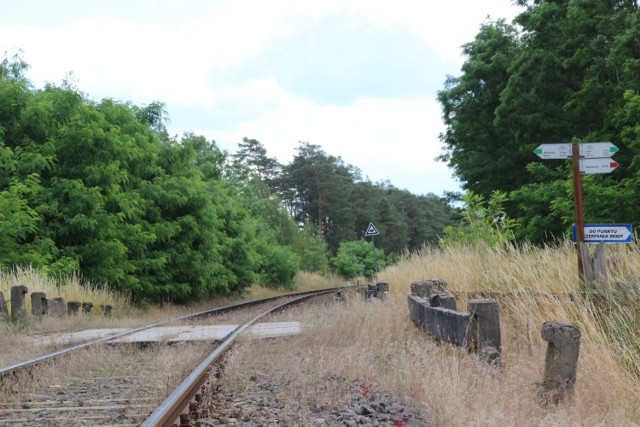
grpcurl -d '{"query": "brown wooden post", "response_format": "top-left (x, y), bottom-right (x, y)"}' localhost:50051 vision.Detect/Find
top-left (572, 141), bottom-right (586, 285)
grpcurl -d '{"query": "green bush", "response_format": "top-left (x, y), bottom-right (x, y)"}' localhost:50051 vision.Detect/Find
top-left (334, 239), bottom-right (385, 279)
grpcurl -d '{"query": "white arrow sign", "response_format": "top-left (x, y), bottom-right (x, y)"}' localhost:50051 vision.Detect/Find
top-left (534, 142), bottom-right (619, 160)
top-left (365, 223), bottom-right (379, 237)
top-left (579, 158), bottom-right (619, 174)
top-left (533, 144), bottom-right (571, 159)
top-left (580, 142), bottom-right (618, 159)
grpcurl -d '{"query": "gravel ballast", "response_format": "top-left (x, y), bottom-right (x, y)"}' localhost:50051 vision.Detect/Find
top-left (202, 372), bottom-right (430, 426)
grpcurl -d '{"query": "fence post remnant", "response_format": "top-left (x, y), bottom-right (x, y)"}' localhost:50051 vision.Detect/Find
top-left (536, 321), bottom-right (581, 406)
top-left (410, 279), bottom-right (447, 299)
top-left (82, 302), bottom-right (93, 314)
top-left (67, 301), bottom-right (81, 316)
top-left (430, 294), bottom-right (457, 311)
top-left (49, 297), bottom-right (66, 317)
top-left (31, 292), bottom-right (48, 318)
top-left (376, 282), bottom-right (389, 299)
top-left (365, 284), bottom-right (377, 300)
top-left (11, 285), bottom-right (29, 324)
top-left (467, 299), bottom-right (501, 365)
top-left (101, 304), bottom-right (113, 316)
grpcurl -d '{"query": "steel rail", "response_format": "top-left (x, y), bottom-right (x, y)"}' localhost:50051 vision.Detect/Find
top-left (141, 288), bottom-right (337, 427)
top-left (0, 287), bottom-right (345, 378)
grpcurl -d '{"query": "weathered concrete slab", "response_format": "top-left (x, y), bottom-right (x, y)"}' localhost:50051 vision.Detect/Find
top-left (248, 322), bottom-right (302, 339)
top-left (31, 292), bottom-right (48, 318)
top-left (49, 297), bottom-right (66, 317)
top-left (467, 299), bottom-right (501, 354)
top-left (11, 285), bottom-right (28, 324)
top-left (407, 294), bottom-right (427, 327)
top-left (35, 322), bottom-right (302, 345)
top-left (424, 306), bottom-right (471, 347)
top-left (410, 279), bottom-right (447, 298)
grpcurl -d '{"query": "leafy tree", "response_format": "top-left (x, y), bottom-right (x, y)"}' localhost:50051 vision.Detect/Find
top-left (233, 137), bottom-right (282, 186)
top-left (228, 140), bottom-right (330, 276)
top-left (282, 142), bottom-right (357, 253)
top-left (439, 2), bottom-right (640, 244)
top-left (440, 191), bottom-right (517, 247)
top-left (334, 239), bottom-right (385, 279)
top-left (290, 221), bottom-right (329, 273)
top-left (438, 20), bottom-right (524, 197)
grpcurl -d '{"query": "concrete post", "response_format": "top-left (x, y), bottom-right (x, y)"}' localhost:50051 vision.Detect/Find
top-left (31, 292), bottom-right (48, 318)
top-left (49, 297), bottom-right (66, 317)
top-left (11, 285), bottom-right (28, 324)
top-left (376, 282), bottom-right (389, 299)
top-left (0, 291), bottom-right (8, 322)
top-left (536, 321), bottom-right (581, 405)
top-left (67, 301), bottom-right (81, 316)
top-left (101, 304), bottom-right (113, 316)
top-left (365, 284), bottom-right (377, 300)
top-left (430, 294), bottom-right (457, 310)
top-left (467, 299), bottom-right (501, 365)
top-left (82, 301), bottom-right (93, 314)
top-left (410, 279), bottom-right (447, 298)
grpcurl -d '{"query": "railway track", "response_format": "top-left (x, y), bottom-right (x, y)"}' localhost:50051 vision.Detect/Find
top-left (0, 288), bottom-right (343, 426)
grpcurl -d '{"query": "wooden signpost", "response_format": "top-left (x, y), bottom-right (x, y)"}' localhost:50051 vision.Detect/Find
top-left (534, 140), bottom-right (624, 284)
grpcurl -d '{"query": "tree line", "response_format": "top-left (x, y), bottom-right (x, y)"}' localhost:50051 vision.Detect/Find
top-left (438, 0), bottom-right (640, 243)
top-left (0, 53), bottom-right (455, 302)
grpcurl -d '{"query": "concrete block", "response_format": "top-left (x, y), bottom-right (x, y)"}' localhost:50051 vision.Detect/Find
top-left (467, 299), bottom-right (501, 359)
top-left (424, 306), bottom-right (471, 346)
top-left (67, 301), bottom-right (81, 316)
top-left (31, 292), bottom-right (48, 318)
top-left (418, 301), bottom-right (430, 332)
top-left (11, 285), bottom-right (28, 324)
top-left (101, 304), bottom-right (113, 316)
top-left (407, 294), bottom-right (427, 327)
top-left (430, 294), bottom-right (457, 310)
top-left (49, 297), bottom-right (66, 317)
top-left (376, 282), bottom-right (389, 299)
top-left (82, 301), bottom-right (93, 314)
top-left (365, 284), bottom-right (377, 300)
top-left (536, 321), bottom-right (581, 405)
top-left (410, 279), bottom-right (448, 298)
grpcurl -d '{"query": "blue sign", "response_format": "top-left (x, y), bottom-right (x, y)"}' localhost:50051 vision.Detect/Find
top-left (571, 224), bottom-right (633, 243)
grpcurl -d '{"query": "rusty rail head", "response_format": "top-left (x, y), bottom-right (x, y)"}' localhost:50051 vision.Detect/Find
top-left (140, 289), bottom-right (337, 427)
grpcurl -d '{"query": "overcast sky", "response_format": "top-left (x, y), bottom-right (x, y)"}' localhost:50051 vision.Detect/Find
top-left (1, 0), bottom-right (522, 196)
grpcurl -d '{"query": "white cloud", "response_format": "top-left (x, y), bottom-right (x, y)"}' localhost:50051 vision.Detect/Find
top-left (191, 92), bottom-right (457, 194)
top-left (1, 0), bottom-right (520, 195)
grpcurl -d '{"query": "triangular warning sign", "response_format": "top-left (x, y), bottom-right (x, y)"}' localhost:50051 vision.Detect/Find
top-left (365, 222), bottom-right (380, 237)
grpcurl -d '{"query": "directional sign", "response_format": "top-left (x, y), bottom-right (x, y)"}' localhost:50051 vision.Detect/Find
top-left (579, 158), bottom-right (619, 174)
top-left (534, 144), bottom-right (572, 159)
top-left (534, 142), bottom-right (619, 159)
top-left (571, 224), bottom-right (633, 243)
top-left (364, 222), bottom-right (380, 237)
top-left (580, 142), bottom-right (618, 159)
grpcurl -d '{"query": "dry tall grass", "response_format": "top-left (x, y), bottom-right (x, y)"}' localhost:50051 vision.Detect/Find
top-left (0, 266), bottom-right (129, 317)
top-left (380, 241), bottom-right (640, 424)
top-left (230, 241), bottom-right (640, 426)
